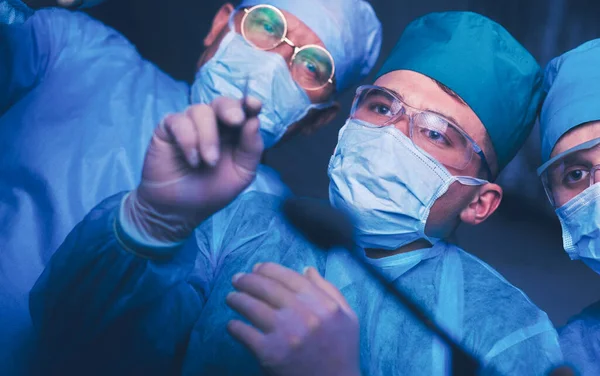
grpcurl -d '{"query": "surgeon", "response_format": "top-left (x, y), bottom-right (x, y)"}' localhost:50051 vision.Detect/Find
top-left (31, 11), bottom-right (562, 375)
top-left (0, 1), bottom-right (381, 374)
top-left (537, 39), bottom-right (600, 376)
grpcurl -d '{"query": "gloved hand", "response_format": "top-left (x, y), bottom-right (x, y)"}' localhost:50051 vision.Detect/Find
top-left (227, 263), bottom-right (361, 376)
top-left (121, 97), bottom-right (263, 246)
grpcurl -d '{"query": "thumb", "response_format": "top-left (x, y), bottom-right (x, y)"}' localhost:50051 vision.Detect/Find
top-left (304, 267), bottom-right (356, 319)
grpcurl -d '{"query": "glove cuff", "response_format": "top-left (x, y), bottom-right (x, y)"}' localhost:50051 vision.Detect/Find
top-left (116, 191), bottom-right (187, 259)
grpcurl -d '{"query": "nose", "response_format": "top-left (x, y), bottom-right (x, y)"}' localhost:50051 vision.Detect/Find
top-left (391, 113), bottom-right (410, 137)
top-left (269, 39), bottom-right (295, 64)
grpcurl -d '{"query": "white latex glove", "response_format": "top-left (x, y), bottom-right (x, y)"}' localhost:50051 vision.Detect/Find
top-left (122, 97), bottom-right (263, 245)
top-left (227, 263), bottom-right (361, 376)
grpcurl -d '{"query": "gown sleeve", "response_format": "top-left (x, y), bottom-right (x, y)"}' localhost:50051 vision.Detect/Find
top-left (29, 192), bottom-right (205, 375)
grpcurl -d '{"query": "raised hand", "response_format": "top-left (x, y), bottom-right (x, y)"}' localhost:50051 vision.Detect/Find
top-left (124, 96), bottom-right (263, 244)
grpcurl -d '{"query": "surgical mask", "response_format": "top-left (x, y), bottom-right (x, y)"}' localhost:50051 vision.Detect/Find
top-left (556, 183), bottom-right (600, 274)
top-left (328, 119), bottom-right (487, 251)
top-left (191, 23), bottom-right (331, 148)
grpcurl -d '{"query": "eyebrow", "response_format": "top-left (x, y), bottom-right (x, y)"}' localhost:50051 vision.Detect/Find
top-left (561, 151), bottom-right (599, 167)
top-left (386, 88), bottom-right (464, 128)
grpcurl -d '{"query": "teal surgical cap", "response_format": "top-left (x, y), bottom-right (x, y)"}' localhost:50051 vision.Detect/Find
top-left (239, 0), bottom-right (382, 92)
top-left (377, 11), bottom-right (543, 171)
top-left (540, 39), bottom-right (600, 164)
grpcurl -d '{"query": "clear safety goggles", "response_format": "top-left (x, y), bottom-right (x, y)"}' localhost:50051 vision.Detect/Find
top-left (350, 85), bottom-right (492, 179)
top-left (538, 137), bottom-right (600, 207)
top-left (240, 4), bottom-right (336, 91)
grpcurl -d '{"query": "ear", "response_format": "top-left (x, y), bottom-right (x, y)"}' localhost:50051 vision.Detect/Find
top-left (459, 183), bottom-right (503, 226)
top-left (204, 3), bottom-right (235, 47)
top-left (300, 102), bottom-right (341, 135)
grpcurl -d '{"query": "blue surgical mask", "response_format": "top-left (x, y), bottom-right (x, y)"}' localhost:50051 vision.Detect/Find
top-left (191, 25), bottom-right (331, 148)
top-left (328, 119), bottom-right (487, 251)
top-left (556, 183), bottom-right (600, 274)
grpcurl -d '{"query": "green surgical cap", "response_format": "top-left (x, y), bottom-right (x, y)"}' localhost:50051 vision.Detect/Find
top-left (377, 12), bottom-right (543, 171)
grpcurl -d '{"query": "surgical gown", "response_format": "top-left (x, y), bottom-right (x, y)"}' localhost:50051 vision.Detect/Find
top-left (31, 191), bottom-right (562, 376)
top-left (559, 300), bottom-right (600, 375)
top-left (0, 0), bottom-right (31, 24)
top-left (0, 9), bottom-right (287, 374)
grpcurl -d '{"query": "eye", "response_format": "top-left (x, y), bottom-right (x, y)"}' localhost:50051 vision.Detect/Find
top-left (427, 130), bottom-right (443, 141)
top-left (262, 21), bottom-right (275, 34)
top-left (421, 128), bottom-right (451, 146)
top-left (293, 53), bottom-right (328, 82)
top-left (563, 169), bottom-right (589, 185)
top-left (368, 103), bottom-right (392, 116)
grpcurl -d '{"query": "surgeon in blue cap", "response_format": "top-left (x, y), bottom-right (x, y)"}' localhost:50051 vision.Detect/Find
top-left (0, 1), bottom-right (381, 374)
top-left (538, 39), bottom-right (600, 376)
top-left (31, 11), bottom-right (563, 376)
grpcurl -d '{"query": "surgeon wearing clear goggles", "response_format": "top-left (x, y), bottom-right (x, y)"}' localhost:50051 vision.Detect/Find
top-left (349, 85), bottom-right (493, 180)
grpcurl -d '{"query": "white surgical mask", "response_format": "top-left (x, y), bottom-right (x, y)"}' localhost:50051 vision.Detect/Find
top-left (191, 22), bottom-right (331, 148)
top-left (328, 119), bottom-right (487, 251)
top-left (556, 183), bottom-right (600, 274)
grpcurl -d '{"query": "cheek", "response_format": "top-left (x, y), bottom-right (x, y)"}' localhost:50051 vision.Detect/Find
top-left (425, 182), bottom-right (477, 237)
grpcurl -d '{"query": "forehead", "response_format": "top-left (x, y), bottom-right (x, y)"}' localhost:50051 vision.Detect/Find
top-left (552, 121), bottom-right (600, 158)
top-left (373, 70), bottom-right (491, 150)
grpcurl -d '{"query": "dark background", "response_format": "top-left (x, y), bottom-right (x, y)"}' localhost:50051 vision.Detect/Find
top-left (75, 0), bottom-right (600, 325)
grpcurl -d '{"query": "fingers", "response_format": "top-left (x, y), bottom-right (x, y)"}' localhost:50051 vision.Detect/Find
top-left (251, 263), bottom-right (339, 319)
top-left (227, 320), bottom-right (265, 358)
top-left (57, 0), bottom-right (82, 7)
top-left (210, 97), bottom-right (247, 127)
top-left (242, 96), bottom-right (263, 118)
top-left (304, 267), bottom-right (355, 318)
top-left (226, 291), bottom-right (276, 332)
top-left (186, 105), bottom-right (219, 166)
top-left (159, 113), bottom-right (200, 167)
top-left (252, 263), bottom-right (314, 294)
top-left (233, 116), bottom-right (263, 176)
top-left (155, 97), bottom-right (263, 171)
top-left (232, 272), bottom-right (298, 309)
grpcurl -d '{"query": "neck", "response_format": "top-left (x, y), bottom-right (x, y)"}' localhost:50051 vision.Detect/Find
top-left (365, 239), bottom-right (432, 259)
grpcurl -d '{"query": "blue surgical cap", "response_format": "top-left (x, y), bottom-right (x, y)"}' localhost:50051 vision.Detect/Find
top-left (540, 39), bottom-right (600, 164)
top-left (239, 0), bottom-right (382, 92)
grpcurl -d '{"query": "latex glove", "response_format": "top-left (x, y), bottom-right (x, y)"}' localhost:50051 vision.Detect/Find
top-left (227, 263), bottom-right (361, 376)
top-left (122, 97), bottom-right (263, 245)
